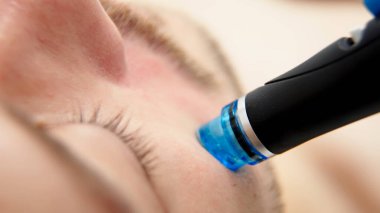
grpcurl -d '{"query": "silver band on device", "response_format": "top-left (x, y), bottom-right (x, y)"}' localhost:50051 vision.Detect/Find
top-left (236, 96), bottom-right (274, 158)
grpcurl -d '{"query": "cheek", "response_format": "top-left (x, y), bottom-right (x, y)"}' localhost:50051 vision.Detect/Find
top-left (123, 72), bottom-right (278, 209)
top-left (135, 122), bottom-right (269, 212)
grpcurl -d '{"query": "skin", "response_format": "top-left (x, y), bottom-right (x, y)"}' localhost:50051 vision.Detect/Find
top-left (0, 0), bottom-right (280, 212)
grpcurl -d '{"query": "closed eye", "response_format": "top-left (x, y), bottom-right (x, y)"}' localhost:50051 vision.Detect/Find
top-left (77, 107), bottom-right (136, 144)
top-left (74, 105), bottom-right (157, 175)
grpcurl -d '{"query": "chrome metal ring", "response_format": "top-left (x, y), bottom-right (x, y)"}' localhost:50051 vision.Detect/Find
top-left (236, 96), bottom-right (274, 158)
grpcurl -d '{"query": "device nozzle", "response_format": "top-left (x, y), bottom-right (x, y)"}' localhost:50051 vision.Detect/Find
top-left (197, 101), bottom-right (266, 171)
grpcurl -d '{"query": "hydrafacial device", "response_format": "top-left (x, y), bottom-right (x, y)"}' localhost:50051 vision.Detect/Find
top-left (197, 0), bottom-right (380, 171)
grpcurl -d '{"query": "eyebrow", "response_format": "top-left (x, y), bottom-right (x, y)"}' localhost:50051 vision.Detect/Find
top-left (2, 103), bottom-right (133, 212)
top-left (99, 0), bottom-right (243, 95)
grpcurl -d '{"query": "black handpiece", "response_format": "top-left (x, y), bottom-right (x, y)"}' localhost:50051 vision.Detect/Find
top-left (197, 18), bottom-right (380, 171)
top-left (246, 18), bottom-right (380, 154)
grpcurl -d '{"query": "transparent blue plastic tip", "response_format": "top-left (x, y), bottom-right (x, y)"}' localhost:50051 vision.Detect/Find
top-left (197, 101), bottom-right (266, 171)
top-left (365, 0), bottom-right (380, 18)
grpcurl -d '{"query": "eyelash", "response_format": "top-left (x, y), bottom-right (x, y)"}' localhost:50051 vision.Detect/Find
top-left (75, 106), bottom-right (156, 172)
top-left (77, 107), bottom-right (135, 144)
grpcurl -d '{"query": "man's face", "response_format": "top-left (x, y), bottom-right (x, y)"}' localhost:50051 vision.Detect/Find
top-left (0, 0), bottom-right (280, 212)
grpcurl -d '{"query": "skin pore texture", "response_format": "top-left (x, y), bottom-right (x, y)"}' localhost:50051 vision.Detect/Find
top-left (0, 0), bottom-right (281, 212)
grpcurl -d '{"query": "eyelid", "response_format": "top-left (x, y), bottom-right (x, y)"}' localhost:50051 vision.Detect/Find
top-left (74, 107), bottom-right (156, 173)
top-left (78, 108), bottom-right (135, 144)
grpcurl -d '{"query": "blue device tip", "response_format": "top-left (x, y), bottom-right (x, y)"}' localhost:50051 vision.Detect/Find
top-left (197, 102), bottom-right (261, 171)
top-left (197, 116), bottom-right (245, 171)
top-left (365, 0), bottom-right (380, 18)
